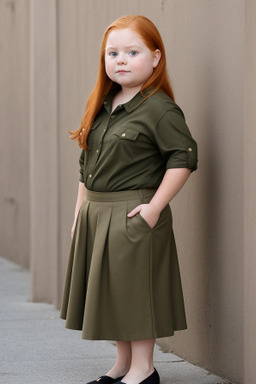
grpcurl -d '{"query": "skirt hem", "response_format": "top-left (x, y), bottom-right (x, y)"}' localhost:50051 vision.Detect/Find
top-left (60, 316), bottom-right (187, 341)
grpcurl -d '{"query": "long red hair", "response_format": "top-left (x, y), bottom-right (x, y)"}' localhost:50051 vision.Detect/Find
top-left (70, 15), bottom-right (175, 150)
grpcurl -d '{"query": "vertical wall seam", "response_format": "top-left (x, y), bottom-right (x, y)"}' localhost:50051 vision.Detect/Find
top-left (55, 0), bottom-right (61, 308)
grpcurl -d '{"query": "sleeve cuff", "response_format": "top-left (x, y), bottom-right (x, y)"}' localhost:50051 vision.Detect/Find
top-left (79, 172), bottom-right (84, 183)
top-left (166, 147), bottom-right (198, 172)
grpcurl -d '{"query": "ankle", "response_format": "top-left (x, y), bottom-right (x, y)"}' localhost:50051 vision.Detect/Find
top-left (106, 362), bottom-right (130, 378)
top-left (136, 360), bottom-right (154, 370)
top-left (128, 364), bottom-right (154, 376)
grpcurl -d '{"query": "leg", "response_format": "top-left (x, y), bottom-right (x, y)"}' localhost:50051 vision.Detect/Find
top-left (106, 341), bottom-right (131, 378)
top-left (122, 339), bottom-right (155, 384)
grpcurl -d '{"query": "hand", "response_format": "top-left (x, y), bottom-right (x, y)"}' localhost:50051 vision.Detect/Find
top-left (127, 204), bottom-right (160, 229)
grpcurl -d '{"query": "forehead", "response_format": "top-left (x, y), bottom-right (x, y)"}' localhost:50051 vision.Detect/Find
top-left (105, 28), bottom-right (145, 48)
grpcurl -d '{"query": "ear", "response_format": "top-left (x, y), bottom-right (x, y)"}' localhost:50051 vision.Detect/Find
top-left (152, 49), bottom-right (161, 68)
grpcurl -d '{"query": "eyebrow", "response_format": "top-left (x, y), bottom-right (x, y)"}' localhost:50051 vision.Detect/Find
top-left (105, 44), bottom-right (141, 51)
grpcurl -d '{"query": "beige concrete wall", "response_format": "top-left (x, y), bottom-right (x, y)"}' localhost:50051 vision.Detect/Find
top-left (244, 1), bottom-right (256, 383)
top-left (29, 0), bottom-right (61, 306)
top-left (0, 0), bottom-right (30, 269)
top-left (2, 0), bottom-right (256, 382)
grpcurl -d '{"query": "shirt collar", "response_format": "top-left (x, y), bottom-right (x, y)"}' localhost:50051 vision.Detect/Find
top-left (103, 87), bottom-right (153, 114)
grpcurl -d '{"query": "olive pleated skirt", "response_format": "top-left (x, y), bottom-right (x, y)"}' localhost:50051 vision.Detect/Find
top-left (60, 188), bottom-right (187, 341)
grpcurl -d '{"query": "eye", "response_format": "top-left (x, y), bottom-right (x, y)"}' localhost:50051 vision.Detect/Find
top-left (129, 50), bottom-right (138, 57)
top-left (108, 51), bottom-right (118, 57)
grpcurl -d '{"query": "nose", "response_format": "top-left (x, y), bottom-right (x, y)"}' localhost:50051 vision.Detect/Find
top-left (117, 53), bottom-right (127, 65)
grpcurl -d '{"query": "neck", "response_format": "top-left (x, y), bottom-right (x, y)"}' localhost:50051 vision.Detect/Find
top-left (111, 87), bottom-right (141, 112)
top-left (119, 86), bottom-right (141, 101)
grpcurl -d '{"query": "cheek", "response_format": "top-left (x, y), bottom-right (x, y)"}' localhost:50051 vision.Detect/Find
top-left (135, 62), bottom-right (153, 77)
top-left (105, 59), bottom-right (114, 76)
top-left (132, 57), bottom-right (153, 74)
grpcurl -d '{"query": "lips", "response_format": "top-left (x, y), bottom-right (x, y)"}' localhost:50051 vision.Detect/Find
top-left (116, 70), bottom-right (129, 73)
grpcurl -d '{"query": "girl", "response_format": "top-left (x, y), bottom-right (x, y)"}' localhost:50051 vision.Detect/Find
top-left (60, 15), bottom-right (197, 384)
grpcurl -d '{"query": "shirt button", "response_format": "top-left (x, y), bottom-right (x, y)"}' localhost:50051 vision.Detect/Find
top-left (121, 133), bottom-right (126, 137)
top-left (188, 148), bottom-right (193, 152)
top-left (96, 149), bottom-right (99, 153)
top-left (103, 101), bottom-right (108, 105)
top-left (88, 174), bottom-right (92, 178)
top-left (111, 115), bottom-right (115, 119)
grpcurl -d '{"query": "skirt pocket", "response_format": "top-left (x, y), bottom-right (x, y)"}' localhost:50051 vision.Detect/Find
top-left (131, 204), bottom-right (172, 232)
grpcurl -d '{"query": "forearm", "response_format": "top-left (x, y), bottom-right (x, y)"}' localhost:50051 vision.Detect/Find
top-left (74, 181), bottom-right (86, 220)
top-left (127, 167), bottom-right (191, 228)
top-left (149, 168), bottom-right (191, 214)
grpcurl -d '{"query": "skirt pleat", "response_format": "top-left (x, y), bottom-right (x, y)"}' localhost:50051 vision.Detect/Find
top-left (60, 189), bottom-right (187, 341)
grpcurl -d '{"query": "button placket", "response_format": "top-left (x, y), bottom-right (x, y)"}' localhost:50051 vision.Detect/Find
top-left (95, 143), bottom-right (102, 160)
top-left (86, 173), bottom-right (93, 188)
top-left (100, 113), bottom-right (115, 142)
top-left (86, 119), bottom-right (108, 181)
top-left (86, 109), bottom-right (122, 185)
top-left (91, 116), bottom-right (111, 175)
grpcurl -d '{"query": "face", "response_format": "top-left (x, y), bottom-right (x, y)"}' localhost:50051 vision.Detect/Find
top-left (105, 28), bottom-right (161, 93)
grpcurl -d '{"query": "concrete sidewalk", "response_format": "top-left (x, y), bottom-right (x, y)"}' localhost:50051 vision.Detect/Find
top-left (0, 256), bottom-right (234, 384)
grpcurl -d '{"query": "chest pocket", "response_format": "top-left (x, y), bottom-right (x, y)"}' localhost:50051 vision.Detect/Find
top-left (105, 129), bottom-right (140, 162)
top-left (112, 130), bottom-right (140, 141)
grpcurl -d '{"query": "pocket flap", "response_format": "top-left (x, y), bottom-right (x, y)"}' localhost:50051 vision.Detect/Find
top-left (114, 130), bottom-right (139, 141)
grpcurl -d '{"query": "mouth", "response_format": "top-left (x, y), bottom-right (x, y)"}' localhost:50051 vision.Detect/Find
top-left (116, 70), bottom-right (130, 73)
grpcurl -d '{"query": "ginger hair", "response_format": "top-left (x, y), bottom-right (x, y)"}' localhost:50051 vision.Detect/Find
top-left (70, 15), bottom-right (175, 150)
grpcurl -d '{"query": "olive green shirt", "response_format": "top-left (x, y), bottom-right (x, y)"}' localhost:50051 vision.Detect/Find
top-left (79, 89), bottom-right (198, 192)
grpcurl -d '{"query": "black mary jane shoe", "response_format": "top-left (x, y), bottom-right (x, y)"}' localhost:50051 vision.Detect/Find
top-left (86, 375), bottom-right (124, 384)
top-left (115, 368), bottom-right (160, 384)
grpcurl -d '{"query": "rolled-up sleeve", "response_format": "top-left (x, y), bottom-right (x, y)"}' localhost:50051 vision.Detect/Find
top-left (79, 150), bottom-right (85, 182)
top-left (155, 106), bottom-right (198, 172)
